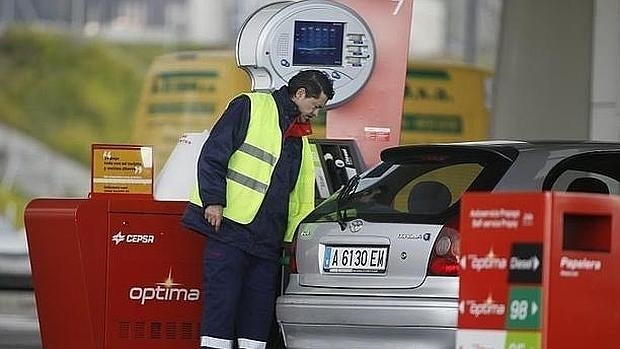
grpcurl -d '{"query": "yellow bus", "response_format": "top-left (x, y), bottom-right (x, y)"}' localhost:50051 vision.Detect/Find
top-left (133, 52), bottom-right (491, 173)
top-left (400, 61), bottom-right (491, 144)
top-left (133, 50), bottom-right (250, 172)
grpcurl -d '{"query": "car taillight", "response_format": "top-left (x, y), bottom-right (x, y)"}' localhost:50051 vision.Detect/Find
top-left (427, 219), bottom-right (460, 276)
top-left (283, 238), bottom-right (298, 274)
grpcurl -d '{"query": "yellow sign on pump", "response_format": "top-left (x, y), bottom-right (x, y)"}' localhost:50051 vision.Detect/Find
top-left (91, 144), bottom-right (153, 195)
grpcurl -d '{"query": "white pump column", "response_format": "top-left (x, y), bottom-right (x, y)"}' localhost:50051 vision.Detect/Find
top-left (590, 0), bottom-right (620, 140)
top-left (492, 0), bottom-right (594, 140)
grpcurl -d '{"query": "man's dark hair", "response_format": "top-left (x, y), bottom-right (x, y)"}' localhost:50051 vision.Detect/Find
top-left (287, 70), bottom-right (335, 101)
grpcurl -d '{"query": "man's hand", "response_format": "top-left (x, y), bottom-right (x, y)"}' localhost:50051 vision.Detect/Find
top-left (204, 205), bottom-right (223, 232)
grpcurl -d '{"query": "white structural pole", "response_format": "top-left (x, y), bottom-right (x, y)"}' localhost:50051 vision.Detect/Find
top-left (590, 0), bottom-right (620, 141)
top-left (492, 0), bottom-right (593, 140)
top-left (187, 0), bottom-right (229, 45)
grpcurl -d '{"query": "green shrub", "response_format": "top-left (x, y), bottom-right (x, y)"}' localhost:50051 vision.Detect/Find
top-left (0, 185), bottom-right (28, 230)
top-left (0, 26), bottom-right (201, 163)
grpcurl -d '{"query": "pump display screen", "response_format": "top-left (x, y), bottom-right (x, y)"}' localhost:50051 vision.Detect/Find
top-left (293, 21), bottom-right (344, 66)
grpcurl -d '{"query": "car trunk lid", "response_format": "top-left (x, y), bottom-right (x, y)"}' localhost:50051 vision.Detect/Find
top-left (297, 221), bottom-right (444, 288)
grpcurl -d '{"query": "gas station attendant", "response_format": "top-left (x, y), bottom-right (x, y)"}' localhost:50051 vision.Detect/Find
top-left (182, 70), bottom-right (334, 349)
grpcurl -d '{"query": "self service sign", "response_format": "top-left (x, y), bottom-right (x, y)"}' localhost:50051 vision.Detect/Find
top-left (456, 192), bottom-right (620, 349)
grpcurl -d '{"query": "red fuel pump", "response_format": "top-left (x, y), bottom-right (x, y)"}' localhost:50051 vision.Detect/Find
top-left (457, 192), bottom-right (620, 349)
top-left (25, 145), bottom-right (206, 349)
top-left (25, 198), bottom-right (205, 349)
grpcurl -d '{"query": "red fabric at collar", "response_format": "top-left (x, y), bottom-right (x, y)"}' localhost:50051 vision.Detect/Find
top-left (284, 122), bottom-right (313, 138)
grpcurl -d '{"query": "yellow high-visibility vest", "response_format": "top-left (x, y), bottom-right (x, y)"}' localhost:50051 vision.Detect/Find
top-left (190, 92), bottom-right (314, 242)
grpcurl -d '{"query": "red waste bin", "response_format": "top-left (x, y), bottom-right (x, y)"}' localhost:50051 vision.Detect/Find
top-left (25, 197), bottom-right (205, 349)
top-left (456, 192), bottom-right (620, 349)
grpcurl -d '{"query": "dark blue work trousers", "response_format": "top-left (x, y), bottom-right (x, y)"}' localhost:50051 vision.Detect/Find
top-left (200, 239), bottom-right (280, 349)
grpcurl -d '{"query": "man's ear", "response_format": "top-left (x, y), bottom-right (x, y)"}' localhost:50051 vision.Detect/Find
top-left (294, 87), bottom-right (306, 99)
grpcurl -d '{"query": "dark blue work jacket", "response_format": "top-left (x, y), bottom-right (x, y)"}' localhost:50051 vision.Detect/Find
top-left (181, 86), bottom-right (303, 261)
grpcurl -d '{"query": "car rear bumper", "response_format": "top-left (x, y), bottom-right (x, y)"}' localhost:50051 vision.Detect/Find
top-left (276, 293), bottom-right (457, 349)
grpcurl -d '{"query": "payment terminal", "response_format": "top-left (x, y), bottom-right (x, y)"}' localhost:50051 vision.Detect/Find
top-left (236, 0), bottom-right (375, 107)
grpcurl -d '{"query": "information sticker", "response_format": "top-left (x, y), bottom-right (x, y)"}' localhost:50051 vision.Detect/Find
top-left (91, 144), bottom-right (153, 195)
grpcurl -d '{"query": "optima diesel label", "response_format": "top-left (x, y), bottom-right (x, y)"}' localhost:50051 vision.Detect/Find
top-left (459, 298), bottom-right (506, 318)
top-left (460, 250), bottom-right (508, 272)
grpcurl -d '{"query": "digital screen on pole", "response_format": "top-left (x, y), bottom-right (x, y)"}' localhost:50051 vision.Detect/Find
top-left (293, 21), bottom-right (344, 66)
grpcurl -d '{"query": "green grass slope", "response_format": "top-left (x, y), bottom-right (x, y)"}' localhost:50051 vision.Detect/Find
top-left (0, 26), bottom-right (197, 163)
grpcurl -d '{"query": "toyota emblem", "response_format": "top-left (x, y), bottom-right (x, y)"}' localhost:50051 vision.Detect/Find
top-left (349, 219), bottom-right (364, 233)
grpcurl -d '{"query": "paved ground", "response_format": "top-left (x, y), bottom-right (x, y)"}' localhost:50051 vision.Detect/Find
top-left (0, 290), bottom-right (41, 349)
top-left (0, 226), bottom-right (41, 348)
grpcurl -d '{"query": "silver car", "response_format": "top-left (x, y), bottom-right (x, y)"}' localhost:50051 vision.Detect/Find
top-left (276, 141), bottom-right (620, 349)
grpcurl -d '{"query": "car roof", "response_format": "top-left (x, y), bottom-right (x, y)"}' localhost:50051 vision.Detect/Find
top-left (381, 140), bottom-right (620, 162)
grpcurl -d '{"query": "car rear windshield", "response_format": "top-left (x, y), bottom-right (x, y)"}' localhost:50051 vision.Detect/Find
top-left (306, 146), bottom-right (517, 224)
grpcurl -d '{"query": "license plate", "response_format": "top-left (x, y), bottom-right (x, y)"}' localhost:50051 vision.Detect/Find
top-left (322, 246), bottom-right (388, 273)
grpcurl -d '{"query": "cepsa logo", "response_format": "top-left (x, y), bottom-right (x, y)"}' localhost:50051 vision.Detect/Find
top-left (111, 231), bottom-right (155, 245)
top-left (129, 269), bottom-right (200, 305)
top-left (459, 294), bottom-right (506, 318)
